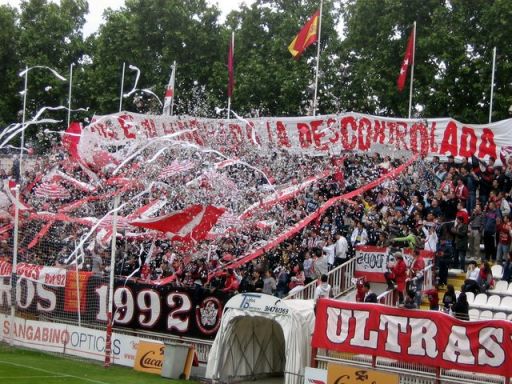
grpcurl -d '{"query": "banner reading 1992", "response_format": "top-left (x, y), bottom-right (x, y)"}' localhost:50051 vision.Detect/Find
top-left (84, 111), bottom-right (512, 160)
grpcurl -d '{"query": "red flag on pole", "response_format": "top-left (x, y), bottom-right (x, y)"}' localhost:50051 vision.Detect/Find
top-left (288, 10), bottom-right (320, 60)
top-left (227, 33), bottom-right (235, 98)
top-left (397, 28), bottom-right (415, 92)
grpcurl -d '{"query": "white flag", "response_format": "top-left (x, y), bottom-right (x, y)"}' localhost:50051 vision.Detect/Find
top-left (163, 62), bottom-right (176, 115)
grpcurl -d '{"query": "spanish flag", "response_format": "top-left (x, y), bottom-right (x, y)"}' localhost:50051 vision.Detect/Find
top-left (288, 10), bottom-right (320, 59)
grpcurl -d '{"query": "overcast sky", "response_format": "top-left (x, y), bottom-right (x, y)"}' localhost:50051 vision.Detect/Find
top-left (0, 0), bottom-right (254, 36)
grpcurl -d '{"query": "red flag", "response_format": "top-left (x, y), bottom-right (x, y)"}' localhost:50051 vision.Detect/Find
top-left (130, 204), bottom-right (225, 243)
top-left (288, 10), bottom-right (320, 59)
top-left (62, 122), bottom-right (82, 162)
top-left (397, 27), bottom-right (415, 92)
top-left (227, 33), bottom-right (234, 98)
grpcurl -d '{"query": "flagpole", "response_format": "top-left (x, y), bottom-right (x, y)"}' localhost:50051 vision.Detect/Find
top-left (227, 32), bottom-right (234, 119)
top-left (118, 62), bottom-right (126, 113)
top-left (170, 61), bottom-right (176, 116)
top-left (67, 63), bottom-right (74, 127)
top-left (312, 0), bottom-right (323, 116)
top-left (407, 21), bottom-right (416, 119)
top-left (489, 46), bottom-right (496, 123)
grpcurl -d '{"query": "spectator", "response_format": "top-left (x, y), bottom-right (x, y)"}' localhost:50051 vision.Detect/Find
top-left (262, 270), bottom-right (276, 295)
top-left (424, 286), bottom-right (440, 311)
top-left (362, 282), bottom-right (378, 303)
top-left (483, 201), bottom-right (500, 262)
top-left (384, 252), bottom-right (407, 305)
top-left (477, 261), bottom-right (494, 292)
top-left (442, 284), bottom-right (457, 314)
top-left (496, 215), bottom-right (512, 265)
top-left (314, 274), bottom-right (332, 304)
top-left (468, 204), bottom-right (484, 260)
top-left (350, 220), bottom-right (368, 247)
top-left (334, 232), bottom-right (349, 266)
top-left (502, 251), bottom-right (512, 283)
top-left (451, 292), bottom-right (469, 321)
top-left (403, 289), bottom-right (418, 309)
top-left (408, 249), bottom-right (425, 307)
top-left (462, 260), bottom-right (481, 295)
top-left (452, 215), bottom-right (468, 271)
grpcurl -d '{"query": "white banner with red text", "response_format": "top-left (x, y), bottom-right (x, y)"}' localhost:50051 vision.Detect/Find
top-left (312, 300), bottom-right (512, 378)
top-left (0, 261), bottom-right (67, 287)
top-left (83, 112), bottom-right (512, 160)
top-left (354, 246), bottom-right (434, 283)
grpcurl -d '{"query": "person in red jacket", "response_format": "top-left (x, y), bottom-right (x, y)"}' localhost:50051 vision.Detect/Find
top-left (221, 268), bottom-right (239, 293)
top-left (384, 252), bottom-right (408, 305)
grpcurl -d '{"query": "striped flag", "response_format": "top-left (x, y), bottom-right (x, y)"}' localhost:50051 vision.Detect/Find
top-left (158, 160), bottom-right (195, 179)
top-left (163, 63), bottom-right (176, 115)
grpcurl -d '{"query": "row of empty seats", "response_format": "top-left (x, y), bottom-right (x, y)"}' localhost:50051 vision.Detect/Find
top-left (487, 279), bottom-right (512, 295)
top-left (466, 292), bottom-right (512, 312)
top-left (468, 309), bottom-right (512, 321)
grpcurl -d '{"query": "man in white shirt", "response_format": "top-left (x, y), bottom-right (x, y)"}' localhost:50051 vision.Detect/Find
top-left (334, 232), bottom-right (349, 266)
top-left (462, 260), bottom-right (480, 294)
top-left (314, 274), bottom-right (332, 305)
top-left (350, 221), bottom-right (368, 247)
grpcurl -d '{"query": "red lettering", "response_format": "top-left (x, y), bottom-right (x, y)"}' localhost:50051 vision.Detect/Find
top-left (410, 123), bottom-right (429, 156)
top-left (229, 123), bottom-right (243, 144)
top-left (373, 120), bottom-right (386, 144)
top-left (117, 114), bottom-right (136, 139)
top-left (430, 122), bottom-right (438, 153)
top-left (327, 118), bottom-right (339, 144)
top-left (266, 122), bottom-right (273, 144)
top-left (386, 122), bottom-right (396, 145)
top-left (297, 123), bottom-right (312, 148)
top-left (459, 127), bottom-right (477, 157)
top-left (310, 120), bottom-right (328, 150)
top-left (275, 121), bottom-right (291, 148)
top-left (358, 118), bottom-right (372, 151)
top-left (141, 119), bottom-right (157, 138)
top-left (395, 122), bottom-right (409, 150)
top-left (340, 117), bottom-right (357, 150)
top-left (478, 128), bottom-right (497, 159)
top-left (440, 121), bottom-right (458, 156)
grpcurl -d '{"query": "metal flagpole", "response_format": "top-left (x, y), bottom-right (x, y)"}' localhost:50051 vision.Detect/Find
top-left (19, 66), bottom-right (28, 178)
top-left (67, 63), bottom-right (74, 127)
top-left (170, 61), bottom-right (176, 116)
top-left (312, 0), bottom-right (323, 116)
top-left (227, 32), bottom-right (234, 119)
top-left (104, 194), bottom-right (120, 367)
top-left (489, 46), bottom-right (497, 123)
top-left (408, 21), bottom-right (416, 119)
top-left (118, 62), bottom-right (126, 113)
top-left (9, 186), bottom-right (20, 345)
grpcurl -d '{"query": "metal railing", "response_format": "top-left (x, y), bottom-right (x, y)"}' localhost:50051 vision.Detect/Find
top-left (284, 258), bottom-right (357, 300)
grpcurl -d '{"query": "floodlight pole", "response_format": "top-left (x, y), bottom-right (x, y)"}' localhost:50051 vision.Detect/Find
top-left (9, 186), bottom-right (20, 345)
top-left (104, 194), bottom-right (120, 367)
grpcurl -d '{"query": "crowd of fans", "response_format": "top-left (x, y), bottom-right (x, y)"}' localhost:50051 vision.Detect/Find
top-left (2, 135), bottom-right (512, 314)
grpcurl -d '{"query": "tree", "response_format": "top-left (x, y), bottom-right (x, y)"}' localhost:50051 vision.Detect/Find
top-left (0, 5), bottom-right (20, 128)
top-left (338, 0), bottom-right (512, 123)
top-left (14, 0), bottom-right (89, 149)
top-left (86, 0), bottom-right (223, 116)
top-left (209, 0), bottom-right (343, 117)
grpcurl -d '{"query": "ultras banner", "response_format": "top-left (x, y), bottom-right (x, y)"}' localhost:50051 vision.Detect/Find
top-left (0, 267), bottom-right (227, 340)
top-left (312, 300), bottom-right (512, 378)
top-left (84, 111), bottom-right (512, 160)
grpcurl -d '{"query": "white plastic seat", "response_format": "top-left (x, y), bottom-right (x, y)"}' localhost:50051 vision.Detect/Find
top-left (507, 313), bottom-right (512, 321)
top-left (491, 264), bottom-right (503, 280)
top-left (485, 295), bottom-right (502, 310)
top-left (489, 280), bottom-right (508, 294)
top-left (507, 283), bottom-right (512, 295)
top-left (493, 312), bottom-right (507, 320)
top-left (472, 293), bottom-right (488, 309)
top-left (465, 291), bottom-right (475, 304)
top-left (468, 308), bottom-right (480, 321)
top-left (479, 310), bottom-right (493, 320)
top-left (500, 296), bottom-right (512, 310)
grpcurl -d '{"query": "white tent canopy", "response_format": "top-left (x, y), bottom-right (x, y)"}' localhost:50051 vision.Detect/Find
top-left (206, 293), bottom-right (315, 384)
